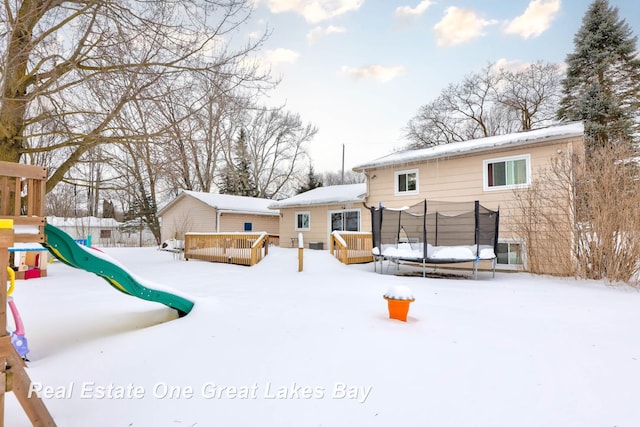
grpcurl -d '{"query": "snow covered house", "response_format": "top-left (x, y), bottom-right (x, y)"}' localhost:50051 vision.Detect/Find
top-left (45, 216), bottom-right (150, 247)
top-left (157, 191), bottom-right (280, 243)
top-left (352, 122), bottom-right (586, 272)
top-left (268, 184), bottom-right (368, 250)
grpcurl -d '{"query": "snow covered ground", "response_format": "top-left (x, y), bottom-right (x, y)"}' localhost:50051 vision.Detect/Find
top-left (6, 246), bottom-right (640, 426)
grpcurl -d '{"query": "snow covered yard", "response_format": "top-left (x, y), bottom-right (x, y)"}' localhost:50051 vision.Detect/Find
top-left (6, 246), bottom-right (640, 426)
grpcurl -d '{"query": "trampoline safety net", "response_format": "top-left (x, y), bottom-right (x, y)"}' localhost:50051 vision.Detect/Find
top-left (370, 199), bottom-right (499, 263)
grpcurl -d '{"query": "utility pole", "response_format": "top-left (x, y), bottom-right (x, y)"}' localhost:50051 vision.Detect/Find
top-left (341, 144), bottom-right (345, 185)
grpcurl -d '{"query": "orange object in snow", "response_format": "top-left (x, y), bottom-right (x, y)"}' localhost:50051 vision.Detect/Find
top-left (384, 297), bottom-right (414, 322)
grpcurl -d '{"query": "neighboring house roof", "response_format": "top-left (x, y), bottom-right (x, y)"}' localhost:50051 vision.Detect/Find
top-left (353, 122), bottom-right (585, 171)
top-left (268, 183), bottom-right (367, 209)
top-left (46, 216), bottom-right (121, 228)
top-left (158, 190), bottom-right (279, 216)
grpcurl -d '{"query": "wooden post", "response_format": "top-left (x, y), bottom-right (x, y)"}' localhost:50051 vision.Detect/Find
top-left (297, 232), bottom-right (303, 272)
top-left (0, 219), bottom-right (56, 427)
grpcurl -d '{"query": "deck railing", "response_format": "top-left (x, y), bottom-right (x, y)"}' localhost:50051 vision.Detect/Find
top-left (268, 234), bottom-right (279, 247)
top-left (0, 161), bottom-right (46, 243)
top-left (330, 231), bottom-right (373, 265)
top-left (184, 232), bottom-right (269, 266)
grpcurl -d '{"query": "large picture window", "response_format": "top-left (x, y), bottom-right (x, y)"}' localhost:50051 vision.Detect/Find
top-left (484, 155), bottom-right (530, 191)
top-left (330, 210), bottom-right (360, 232)
top-left (395, 169), bottom-right (418, 195)
top-left (295, 211), bottom-right (310, 231)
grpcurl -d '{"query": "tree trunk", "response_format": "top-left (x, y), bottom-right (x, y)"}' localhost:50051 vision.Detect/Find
top-left (0, 1), bottom-right (46, 163)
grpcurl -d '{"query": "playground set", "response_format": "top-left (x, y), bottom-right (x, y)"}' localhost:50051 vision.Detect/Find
top-left (0, 161), bottom-right (194, 426)
top-left (8, 246), bottom-right (48, 280)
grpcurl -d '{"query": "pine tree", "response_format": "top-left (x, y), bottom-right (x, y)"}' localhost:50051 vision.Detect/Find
top-left (219, 129), bottom-right (259, 197)
top-left (102, 199), bottom-right (116, 218)
top-left (557, 0), bottom-right (640, 151)
top-left (297, 165), bottom-right (323, 194)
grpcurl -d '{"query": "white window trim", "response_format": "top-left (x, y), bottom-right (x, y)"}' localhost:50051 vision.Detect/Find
top-left (327, 209), bottom-right (362, 232)
top-left (496, 238), bottom-right (526, 271)
top-left (483, 154), bottom-right (531, 192)
top-left (295, 211), bottom-right (311, 231)
top-left (394, 168), bottom-right (419, 196)
top-left (327, 209), bottom-right (361, 245)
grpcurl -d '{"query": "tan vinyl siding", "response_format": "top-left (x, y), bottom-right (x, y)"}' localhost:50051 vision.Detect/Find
top-left (218, 213), bottom-right (279, 234)
top-left (363, 135), bottom-right (583, 272)
top-left (278, 202), bottom-right (370, 248)
top-left (160, 197), bottom-right (217, 242)
top-left (160, 196), bottom-right (280, 242)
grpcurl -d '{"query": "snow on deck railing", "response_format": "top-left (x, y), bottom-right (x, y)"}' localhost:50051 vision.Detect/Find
top-left (330, 231), bottom-right (373, 265)
top-left (330, 230), bottom-right (347, 247)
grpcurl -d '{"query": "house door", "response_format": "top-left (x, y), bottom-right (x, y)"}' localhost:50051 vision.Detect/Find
top-left (330, 210), bottom-right (360, 232)
top-left (327, 209), bottom-right (361, 250)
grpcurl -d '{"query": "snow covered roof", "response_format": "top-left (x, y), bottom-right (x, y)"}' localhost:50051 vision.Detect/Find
top-left (268, 183), bottom-right (367, 209)
top-left (353, 122), bottom-right (585, 171)
top-left (46, 216), bottom-right (122, 228)
top-left (160, 190), bottom-right (279, 216)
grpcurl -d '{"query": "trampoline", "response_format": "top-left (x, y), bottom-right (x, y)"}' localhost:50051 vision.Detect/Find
top-left (370, 200), bottom-right (499, 279)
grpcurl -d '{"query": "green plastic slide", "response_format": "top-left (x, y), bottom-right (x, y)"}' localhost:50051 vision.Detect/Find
top-left (42, 223), bottom-right (193, 317)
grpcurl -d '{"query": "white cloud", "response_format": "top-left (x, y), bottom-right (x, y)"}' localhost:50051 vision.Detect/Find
top-left (395, 0), bottom-right (434, 25)
top-left (434, 7), bottom-right (497, 47)
top-left (264, 48), bottom-right (300, 65)
top-left (261, 0), bottom-right (364, 23)
top-left (504, 0), bottom-right (561, 39)
top-left (340, 64), bottom-right (406, 83)
top-left (491, 57), bottom-right (567, 75)
top-left (307, 25), bottom-right (346, 44)
top-left (492, 58), bottom-right (531, 73)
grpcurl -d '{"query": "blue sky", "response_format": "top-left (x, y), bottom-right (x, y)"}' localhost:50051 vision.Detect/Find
top-left (247, 0), bottom-right (640, 174)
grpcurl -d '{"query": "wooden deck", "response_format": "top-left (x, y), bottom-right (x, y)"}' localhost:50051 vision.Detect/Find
top-left (184, 232), bottom-right (270, 266)
top-left (329, 231), bottom-right (373, 265)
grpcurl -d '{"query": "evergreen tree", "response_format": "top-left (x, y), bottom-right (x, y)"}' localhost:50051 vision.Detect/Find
top-left (102, 199), bottom-right (116, 219)
top-left (557, 0), bottom-right (640, 151)
top-left (297, 165), bottom-right (323, 194)
top-left (219, 129), bottom-right (259, 197)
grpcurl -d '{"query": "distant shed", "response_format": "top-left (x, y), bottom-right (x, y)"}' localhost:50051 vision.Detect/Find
top-left (157, 190), bottom-right (280, 242)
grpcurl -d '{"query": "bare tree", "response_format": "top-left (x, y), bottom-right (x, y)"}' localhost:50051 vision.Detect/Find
top-left (235, 106), bottom-right (317, 199)
top-left (321, 170), bottom-right (366, 186)
top-left (112, 143), bottom-right (164, 245)
top-left (158, 72), bottom-right (253, 195)
top-left (513, 143), bottom-right (640, 284)
top-left (406, 65), bottom-right (506, 148)
top-left (45, 184), bottom-right (77, 217)
top-left (406, 62), bottom-right (563, 149)
top-left (405, 102), bottom-right (466, 147)
top-left (496, 62), bottom-right (563, 131)
top-left (512, 154), bottom-right (577, 276)
top-left (108, 93), bottom-right (173, 244)
top-left (0, 1), bottom-right (273, 193)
